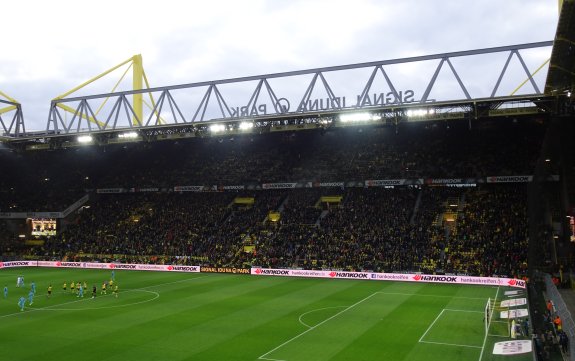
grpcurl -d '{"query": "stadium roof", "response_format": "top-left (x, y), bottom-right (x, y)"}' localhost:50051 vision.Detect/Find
top-left (545, 0), bottom-right (575, 95)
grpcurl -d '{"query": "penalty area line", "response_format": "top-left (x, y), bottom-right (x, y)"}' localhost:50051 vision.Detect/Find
top-left (419, 309), bottom-right (445, 342)
top-left (258, 292), bottom-right (379, 360)
top-left (419, 340), bottom-right (482, 349)
top-left (376, 291), bottom-right (486, 300)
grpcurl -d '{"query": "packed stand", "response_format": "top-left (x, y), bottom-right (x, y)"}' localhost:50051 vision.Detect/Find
top-left (1, 117), bottom-right (546, 277)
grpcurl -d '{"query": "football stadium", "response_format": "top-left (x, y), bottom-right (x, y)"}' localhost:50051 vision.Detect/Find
top-left (1, 2), bottom-right (575, 361)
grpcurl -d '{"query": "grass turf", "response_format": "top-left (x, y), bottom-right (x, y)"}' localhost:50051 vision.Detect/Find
top-left (0, 268), bottom-right (530, 361)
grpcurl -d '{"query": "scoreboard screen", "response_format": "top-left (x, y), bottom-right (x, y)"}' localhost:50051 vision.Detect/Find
top-left (28, 218), bottom-right (57, 237)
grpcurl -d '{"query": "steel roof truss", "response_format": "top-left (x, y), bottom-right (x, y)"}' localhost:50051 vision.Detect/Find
top-left (357, 65), bottom-right (400, 107)
top-left (165, 90), bottom-right (188, 125)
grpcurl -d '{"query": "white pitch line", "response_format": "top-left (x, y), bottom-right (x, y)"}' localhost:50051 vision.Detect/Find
top-left (258, 292), bottom-right (379, 360)
top-left (0, 274), bottom-right (208, 319)
top-left (443, 309), bottom-right (483, 313)
top-left (297, 306), bottom-right (347, 329)
top-left (478, 286), bottom-right (500, 361)
top-left (27, 290), bottom-right (160, 311)
top-left (375, 291), bottom-right (486, 300)
top-left (419, 309), bottom-right (445, 342)
top-left (419, 340), bottom-right (482, 349)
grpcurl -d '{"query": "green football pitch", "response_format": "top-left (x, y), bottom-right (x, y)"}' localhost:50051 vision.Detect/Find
top-left (0, 268), bottom-right (530, 361)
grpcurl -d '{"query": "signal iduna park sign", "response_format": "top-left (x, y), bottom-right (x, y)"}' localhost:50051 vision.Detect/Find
top-left (0, 261), bottom-right (525, 288)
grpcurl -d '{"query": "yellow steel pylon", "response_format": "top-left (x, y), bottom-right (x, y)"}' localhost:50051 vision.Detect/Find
top-left (53, 54), bottom-right (161, 127)
top-left (509, 58), bottom-right (551, 96)
top-left (0, 90), bottom-right (19, 115)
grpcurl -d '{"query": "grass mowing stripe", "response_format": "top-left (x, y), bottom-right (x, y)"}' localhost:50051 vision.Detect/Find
top-left (298, 306), bottom-right (347, 328)
top-left (184, 278), bottom-right (365, 359)
top-left (419, 309), bottom-right (446, 342)
top-left (378, 291), bottom-right (486, 300)
top-left (1, 269), bottom-right (529, 361)
top-left (443, 309), bottom-right (483, 313)
top-left (0, 273), bottom-right (208, 319)
top-left (258, 292), bottom-right (379, 360)
top-left (419, 340), bottom-right (482, 349)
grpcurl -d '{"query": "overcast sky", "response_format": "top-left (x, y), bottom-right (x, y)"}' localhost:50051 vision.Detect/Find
top-left (1, 0), bottom-right (560, 131)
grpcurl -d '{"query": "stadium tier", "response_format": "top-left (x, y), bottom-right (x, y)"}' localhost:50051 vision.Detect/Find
top-left (0, 117), bottom-right (555, 279)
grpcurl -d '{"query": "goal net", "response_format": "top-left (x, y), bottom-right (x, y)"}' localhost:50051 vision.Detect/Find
top-left (484, 297), bottom-right (513, 337)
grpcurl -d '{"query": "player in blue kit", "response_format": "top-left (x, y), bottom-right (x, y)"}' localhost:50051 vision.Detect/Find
top-left (77, 284), bottom-right (84, 298)
top-left (3, 285), bottom-right (7, 298)
top-left (31, 282), bottom-right (36, 294)
top-left (18, 296), bottom-right (26, 311)
top-left (28, 289), bottom-right (34, 305)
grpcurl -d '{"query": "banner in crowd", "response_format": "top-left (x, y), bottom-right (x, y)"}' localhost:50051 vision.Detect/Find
top-left (96, 188), bottom-right (126, 194)
top-left (0, 211), bottom-right (63, 219)
top-left (129, 188), bottom-right (160, 192)
top-left (91, 174), bottom-right (561, 197)
top-left (262, 182), bottom-right (298, 189)
top-left (215, 185), bottom-right (245, 191)
top-left (425, 178), bottom-right (478, 186)
top-left (486, 176), bottom-right (533, 183)
top-left (174, 185), bottom-right (207, 192)
top-left (311, 182), bottom-right (345, 188)
top-left (365, 179), bottom-right (410, 187)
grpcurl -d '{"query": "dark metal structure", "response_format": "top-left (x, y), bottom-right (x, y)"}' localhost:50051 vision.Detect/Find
top-left (0, 97), bottom-right (25, 140)
top-left (0, 40), bottom-right (560, 150)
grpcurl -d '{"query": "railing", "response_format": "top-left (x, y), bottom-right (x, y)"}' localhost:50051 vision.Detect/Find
top-left (541, 271), bottom-right (574, 361)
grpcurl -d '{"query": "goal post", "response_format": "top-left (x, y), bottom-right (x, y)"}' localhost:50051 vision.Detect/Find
top-left (485, 297), bottom-right (515, 337)
top-left (484, 297), bottom-right (492, 335)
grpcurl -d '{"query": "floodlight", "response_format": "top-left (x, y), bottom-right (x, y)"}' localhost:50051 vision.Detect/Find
top-left (239, 121), bottom-right (254, 130)
top-left (77, 135), bottom-right (93, 143)
top-left (339, 113), bottom-right (378, 123)
top-left (119, 131), bottom-right (138, 139)
top-left (210, 124), bottom-right (226, 133)
top-left (406, 109), bottom-right (427, 117)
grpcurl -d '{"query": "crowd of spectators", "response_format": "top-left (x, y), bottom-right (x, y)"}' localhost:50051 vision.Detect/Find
top-left (21, 183), bottom-right (529, 278)
top-left (0, 117), bottom-right (546, 212)
top-left (0, 117), bottom-right (551, 277)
